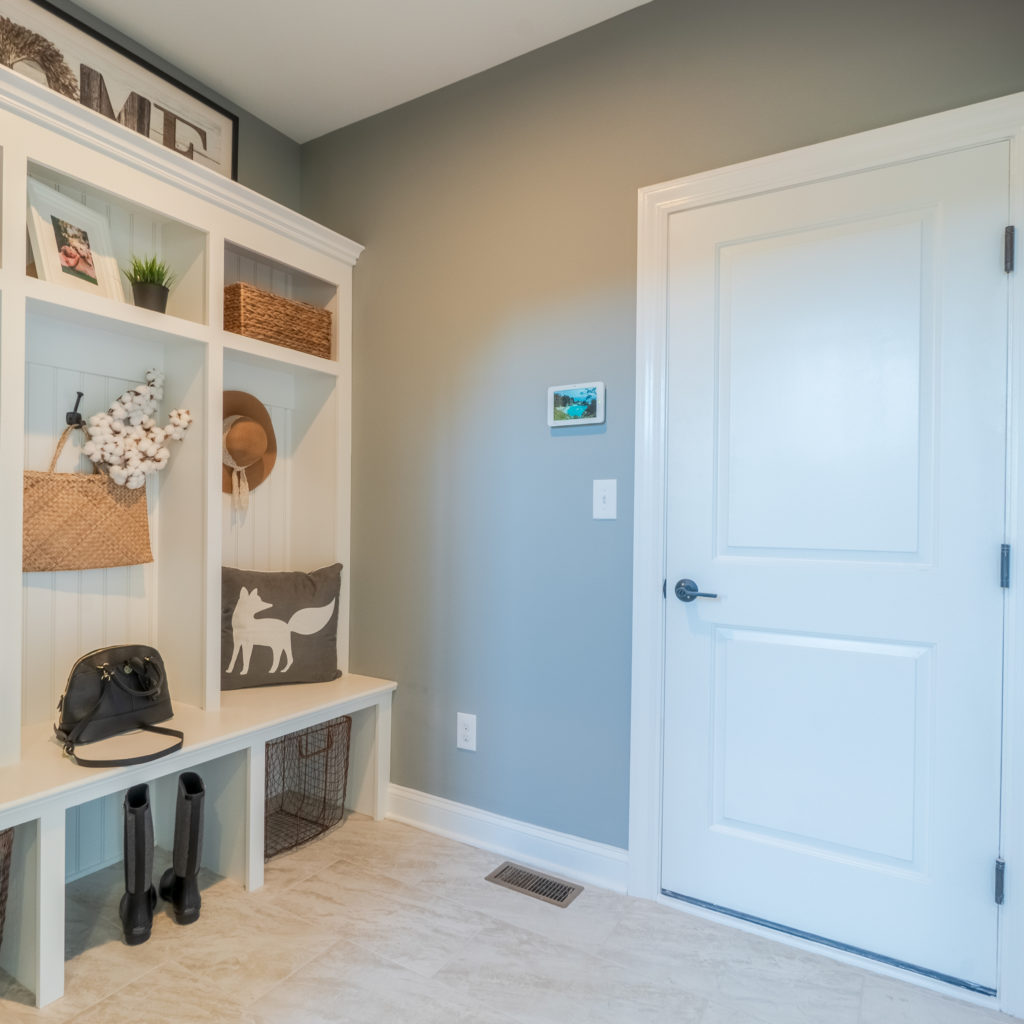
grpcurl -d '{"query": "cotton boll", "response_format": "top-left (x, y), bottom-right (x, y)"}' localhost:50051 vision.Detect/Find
top-left (108, 466), bottom-right (128, 486)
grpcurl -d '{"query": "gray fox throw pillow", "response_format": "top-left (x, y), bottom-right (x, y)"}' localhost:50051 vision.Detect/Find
top-left (221, 563), bottom-right (342, 689)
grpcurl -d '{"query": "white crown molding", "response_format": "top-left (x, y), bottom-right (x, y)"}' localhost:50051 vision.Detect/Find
top-left (387, 784), bottom-right (629, 893)
top-left (0, 65), bottom-right (363, 267)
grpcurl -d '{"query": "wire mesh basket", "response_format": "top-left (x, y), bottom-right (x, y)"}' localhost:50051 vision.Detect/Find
top-left (0, 828), bottom-right (13, 952)
top-left (265, 715), bottom-right (351, 859)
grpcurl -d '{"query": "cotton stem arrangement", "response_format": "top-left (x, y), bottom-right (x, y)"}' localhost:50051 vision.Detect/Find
top-left (82, 370), bottom-right (193, 488)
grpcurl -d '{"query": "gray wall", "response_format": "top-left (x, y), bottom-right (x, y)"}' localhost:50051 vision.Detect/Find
top-left (46, 0), bottom-right (302, 210)
top-left (301, 0), bottom-right (1024, 849)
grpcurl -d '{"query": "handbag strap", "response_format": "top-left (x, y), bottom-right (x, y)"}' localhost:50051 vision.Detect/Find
top-left (63, 724), bottom-right (184, 768)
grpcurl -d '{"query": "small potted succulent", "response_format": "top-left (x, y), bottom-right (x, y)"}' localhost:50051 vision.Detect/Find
top-left (123, 255), bottom-right (175, 313)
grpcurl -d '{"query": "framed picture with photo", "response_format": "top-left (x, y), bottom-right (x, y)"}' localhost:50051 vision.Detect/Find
top-left (547, 381), bottom-right (606, 427)
top-left (27, 179), bottom-right (123, 302)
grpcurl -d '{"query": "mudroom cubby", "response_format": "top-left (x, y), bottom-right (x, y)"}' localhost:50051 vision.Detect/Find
top-left (26, 162), bottom-right (208, 325)
top-left (224, 241), bottom-right (340, 327)
top-left (0, 66), bottom-right (392, 1010)
top-left (22, 304), bottom-right (208, 724)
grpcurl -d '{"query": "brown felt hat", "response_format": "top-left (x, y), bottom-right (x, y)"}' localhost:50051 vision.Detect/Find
top-left (222, 391), bottom-right (277, 494)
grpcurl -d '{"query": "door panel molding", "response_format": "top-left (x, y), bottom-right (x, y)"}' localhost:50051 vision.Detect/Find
top-left (630, 90), bottom-right (1024, 1017)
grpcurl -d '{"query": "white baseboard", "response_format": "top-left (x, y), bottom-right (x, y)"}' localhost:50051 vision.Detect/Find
top-left (387, 784), bottom-right (629, 893)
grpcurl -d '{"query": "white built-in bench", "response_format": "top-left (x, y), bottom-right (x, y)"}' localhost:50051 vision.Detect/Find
top-left (0, 675), bottom-right (394, 1007)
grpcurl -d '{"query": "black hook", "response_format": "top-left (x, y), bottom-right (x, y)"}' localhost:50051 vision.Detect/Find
top-left (65, 391), bottom-right (85, 427)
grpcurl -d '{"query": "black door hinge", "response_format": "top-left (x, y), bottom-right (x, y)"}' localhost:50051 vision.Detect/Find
top-left (662, 579), bottom-right (667, 598)
top-left (996, 858), bottom-right (1006, 905)
top-left (1006, 226), bottom-right (1015, 273)
top-left (1002, 544), bottom-right (1011, 588)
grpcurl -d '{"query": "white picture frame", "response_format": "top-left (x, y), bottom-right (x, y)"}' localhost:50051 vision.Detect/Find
top-left (548, 381), bottom-right (606, 427)
top-left (27, 179), bottom-right (123, 303)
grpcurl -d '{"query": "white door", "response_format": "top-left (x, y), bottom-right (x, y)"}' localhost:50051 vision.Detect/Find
top-left (661, 142), bottom-right (1008, 991)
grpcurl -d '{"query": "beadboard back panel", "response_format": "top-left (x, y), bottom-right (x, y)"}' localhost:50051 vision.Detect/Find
top-left (64, 795), bottom-right (120, 882)
top-left (221, 400), bottom-right (293, 572)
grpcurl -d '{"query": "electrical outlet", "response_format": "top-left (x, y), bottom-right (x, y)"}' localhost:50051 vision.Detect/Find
top-left (457, 712), bottom-right (477, 751)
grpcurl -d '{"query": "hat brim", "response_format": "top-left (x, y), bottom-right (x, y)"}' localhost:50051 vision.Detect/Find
top-left (222, 391), bottom-right (277, 495)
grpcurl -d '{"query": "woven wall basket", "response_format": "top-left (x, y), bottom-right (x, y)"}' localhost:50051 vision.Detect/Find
top-left (23, 426), bottom-right (153, 573)
top-left (223, 282), bottom-right (332, 359)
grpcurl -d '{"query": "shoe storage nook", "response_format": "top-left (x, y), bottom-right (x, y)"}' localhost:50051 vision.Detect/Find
top-left (0, 68), bottom-right (395, 1007)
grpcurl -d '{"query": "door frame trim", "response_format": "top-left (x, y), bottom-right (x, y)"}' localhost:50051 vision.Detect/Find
top-left (630, 90), bottom-right (1024, 1017)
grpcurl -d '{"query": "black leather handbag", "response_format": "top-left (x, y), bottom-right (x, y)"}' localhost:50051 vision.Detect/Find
top-left (55, 645), bottom-right (184, 767)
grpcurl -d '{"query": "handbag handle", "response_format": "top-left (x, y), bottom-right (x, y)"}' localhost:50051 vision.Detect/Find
top-left (105, 657), bottom-right (164, 701)
top-left (45, 424), bottom-right (105, 478)
top-left (47, 425), bottom-right (81, 473)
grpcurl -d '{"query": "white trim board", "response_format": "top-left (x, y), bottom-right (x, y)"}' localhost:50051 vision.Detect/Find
top-left (630, 88), bottom-right (1024, 1019)
top-left (387, 785), bottom-right (629, 893)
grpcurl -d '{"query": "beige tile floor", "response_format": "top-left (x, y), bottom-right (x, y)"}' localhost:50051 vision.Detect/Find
top-left (0, 815), bottom-right (1016, 1023)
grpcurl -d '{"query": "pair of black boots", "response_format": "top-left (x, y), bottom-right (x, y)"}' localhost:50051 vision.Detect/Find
top-left (120, 772), bottom-right (205, 945)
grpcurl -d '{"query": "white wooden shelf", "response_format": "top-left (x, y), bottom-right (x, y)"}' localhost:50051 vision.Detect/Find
top-left (22, 278), bottom-right (215, 347)
top-left (220, 329), bottom-right (344, 378)
top-left (0, 64), bottom-right (378, 1011)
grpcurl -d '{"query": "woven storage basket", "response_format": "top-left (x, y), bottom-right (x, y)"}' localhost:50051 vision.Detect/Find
top-left (23, 426), bottom-right (153, 572)
top-left (224, 282), bottom-right (332, 359)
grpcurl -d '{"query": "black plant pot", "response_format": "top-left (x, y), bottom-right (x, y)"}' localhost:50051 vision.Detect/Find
top-left (131, 282), bottom-right (169, 313)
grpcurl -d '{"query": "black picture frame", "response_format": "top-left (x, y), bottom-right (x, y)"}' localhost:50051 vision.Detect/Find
top-left (1, 0), bottom-right (239, 179)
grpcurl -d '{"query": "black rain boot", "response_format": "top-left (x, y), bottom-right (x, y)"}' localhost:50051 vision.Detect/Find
top-left (158, 772), bottom-right (204, 924)
top-left (119, 783), bottom-right (157, 945)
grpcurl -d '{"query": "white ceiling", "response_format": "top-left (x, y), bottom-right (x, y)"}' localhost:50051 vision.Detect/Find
top-left (71, 0), bottom-right (650, 143)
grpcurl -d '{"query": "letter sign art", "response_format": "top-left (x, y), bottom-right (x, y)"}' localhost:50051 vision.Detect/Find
top-left (0, 0), bottom-right (237, 179)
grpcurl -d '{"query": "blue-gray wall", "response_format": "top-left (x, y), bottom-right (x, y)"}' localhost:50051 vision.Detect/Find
top-left (47, 0), bottom-right (302, 210)
top-left (300, 0), bottom-right (1024, 849)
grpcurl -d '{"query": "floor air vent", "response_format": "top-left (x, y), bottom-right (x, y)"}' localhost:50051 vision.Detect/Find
top-left (485, 861), bottom-right (584, 908)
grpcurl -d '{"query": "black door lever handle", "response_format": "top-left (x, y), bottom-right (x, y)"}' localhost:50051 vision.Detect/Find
top-left (674, 579), bottom-right (718, 603)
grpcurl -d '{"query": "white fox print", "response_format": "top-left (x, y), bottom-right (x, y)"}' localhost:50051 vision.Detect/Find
top-left (226, 586), bottom-right (336, 675)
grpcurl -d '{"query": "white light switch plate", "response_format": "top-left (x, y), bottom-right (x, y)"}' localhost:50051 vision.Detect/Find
top-left (593, 479), bottom-right (617, 519)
